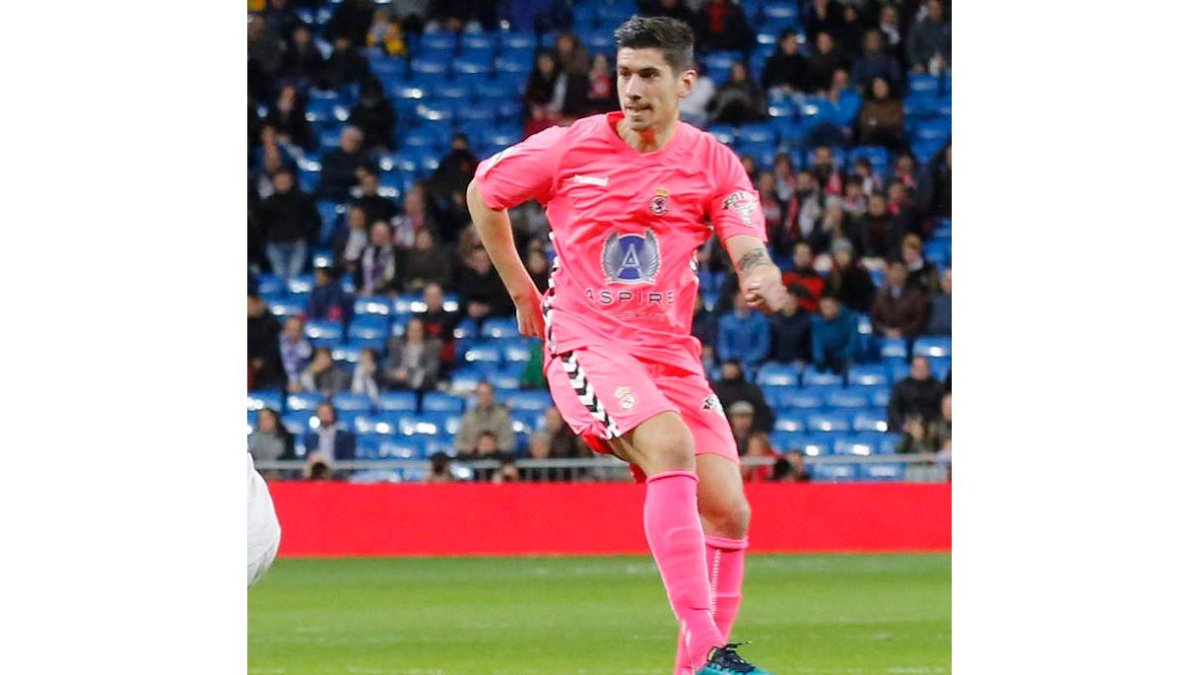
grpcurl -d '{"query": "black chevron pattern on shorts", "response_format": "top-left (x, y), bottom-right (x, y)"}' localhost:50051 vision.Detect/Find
top-left (561, 350), bottom-right (621, 439)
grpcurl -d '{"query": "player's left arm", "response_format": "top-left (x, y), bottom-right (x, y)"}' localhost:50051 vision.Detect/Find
top-left (726, 235), bottom-right (788, 313)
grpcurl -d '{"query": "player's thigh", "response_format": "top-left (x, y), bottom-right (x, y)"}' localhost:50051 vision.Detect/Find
top-left (657, 366), bottom-right (741, 463)
top-left (609, 410), bottom-right (697, 475)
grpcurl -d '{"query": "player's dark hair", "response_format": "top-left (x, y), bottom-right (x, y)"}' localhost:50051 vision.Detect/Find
top-left (614, 16), bottom-right (695, 74)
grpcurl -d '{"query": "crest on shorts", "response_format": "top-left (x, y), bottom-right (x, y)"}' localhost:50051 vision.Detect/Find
top-left (602, 229), bottom-right (661, 285)
top-left (701, 395), bottom-right (724, 414)
top-left (615, 386), bottom-right (638, 410)
top-left (650, 187), bottom-right (670, 215)
top-left (721, 190), bottom-right (758, 225)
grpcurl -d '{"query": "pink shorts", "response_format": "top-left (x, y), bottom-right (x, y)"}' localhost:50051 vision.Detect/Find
top-left (544, 346), bottom-right (740, 469)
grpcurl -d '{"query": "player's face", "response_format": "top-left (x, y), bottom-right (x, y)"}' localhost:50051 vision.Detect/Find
top-left (616, 47), bottom-right (695, 132)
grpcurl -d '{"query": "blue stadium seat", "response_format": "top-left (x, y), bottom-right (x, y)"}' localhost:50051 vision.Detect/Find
top-left (248, 390), bottom-right (284, 412)
top-left (803, 369), bottom-right (845, 387)
top-left (833, 434), bottom-right (877, 456)
top-left (908, 73), bottom-right (940, 96)
top-left (490, 372), bottom-right (521, 391)
top-left (410, 57), bottom-right (450, 79)
top-left (852, 409), bottom-right (889, 433)
top-left (449, 369), bottom-right (486, 395)
top-left (457, 104), bottom-right (496, 124)
top-left (287, 391), bottom-right (326, 412)
top-left (377, 391), bottom-right (419, 412)
top-left (332, 392), bottom-right (374, 413)
top-left (859, 462), bottom-right (906, 481)
top-left (475, 80), bottom-right (519, 101)
top-left (330, 342), bottom-right (363, 365)
top-left (503, 390), bottom-right (553, 412)
top-left (422, 392), bottom-right (466, 413)
top-left (887, 358), bottom-right (911, 385)
top-left (847, 364), bottom-right (889, 387)
top-left (811, 462), bottom-right (859, 482)
top-left (510, 409), bottom-right (543, 435)
top-left (311, 249), bottom-right (334, 269)
top-left (769, 430), bottom-right (807, 453)
top-left (825, 388), bottom-right (871, 409)
top-left (266, 296), bottom-right (305, 319)
top-left (453, 55), bottom-right (494, 78)
top-left (500, 338), bottom-right (536, 364)
top-left (738, 123), bottom-right (777, 145)
top-left (830, 93), bottom-right (862, 127)
top-left (756, 362), bottom-right (800, 387)
top-left (846, 145), bottom-right (891, 177)
top-left (255, 274), bottom-right (285, 296)
top-left (247, 410), bottom-right (258, 434)
top-left (499, 31), bottom-right (538, 51)
top-left (396, 413), bottom-right (451, 437)
top-left (878, 338), bottom-right (908, 360)
top-left (349, 337), bottom-right (386, 358)
top-left (430, 82), bottom-right (471, 101)
top-left (304, 319), bottom-right (344, 342)
top-left (481, 317), bottom-right (520, 338)
top-left (871, 388), bottom-right (892, 408)
top-left (761, 1), bottom-right (800, 22)
top-left (348, 315), bottom-right (390, 341)
top-left (461, 33), bottom-right (495, 52)
top-left (766, 389), bottom-right (825, 410)
top-left (876, 433), bottom-right (902, 455)
top-left (773, 411), bottom-right (806, 433)
top-left (706, 124), bottom-right (737, 145)
top-left (355, 413), bottom-right (397, 436)
top-left (793, 436), bottom-right (833, 457)
top-left (282, 411), bottom-right (317, 435)
top-left (805, 411), bottom-right (852, 433)
top-left (927, 356), bottom-right (951, 382)
top-left (913, 337), bottom-right (951, 359)
top-left (463, 342), bottom-right (503, 366)
top-left (287, 274), bottom-right (315, 295)
top-left (379, 438), bottom-right (424, 460)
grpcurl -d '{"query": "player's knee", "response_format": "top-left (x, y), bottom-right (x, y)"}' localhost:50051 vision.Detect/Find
top-left (631, 415), bottom-right (696, 473)
top-left (703, 495), bottom-right (751, 539)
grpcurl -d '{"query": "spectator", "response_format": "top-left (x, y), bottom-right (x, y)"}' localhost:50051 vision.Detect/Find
top-left (523, 51), bottom-right (561, 134)
top-left (679, 61), bottom-right (716, 125)
top-left (929, 391), bottom-right (951, 453)
top-left (896, 414), bottom-right (936, 454)
top-left (641, 0), bottom-right (696, 26)
top-left (871, 259), bottom-right (929, 339)
top-left (711, 360), bottom-right (775, 434)
top-left (825, 238), bottom-right (877, 314)
top-left (418, 282), bottom-right (460, 368)
top-left (851, 156), bottom-right (883, 197)
top-left (907, 0), bottom-right (951, 74)
top-left (526, 248), bottom-right (550, 294)
top-left (492, 456), bottom-right (521, 484)
top-left (255, 168), bottom-right (321, 281)
top-left (886, 180), bottom-right (922, 255)
top-left (877, 3), bottom-right (906, 62)
top-left (303, 401), bottom-right (356, 464)
top-left (348, 77), bottom-right (398, 152)
top-left (814, 198), bottom-right (849, 253)
top-left (839, 3), bottom-right (866, 59)
top-left (545, 406), bottom-right (590, 458)
top-left (265, 83), bottom-right (314, 151)
top-left (307, 265), bottom-right (351, 323)
top-left (384, 317), bottom-right (442, 391)
top-left (430, 0), bottom-right (498, 31)
top-left (350, 347), bottom-right (383, 403)
top-left (431, 133), bottom-right (480, 213)
top-left (853, 192), bottom-right (894, 260)
top-left (918, 142), bottom-right (952, 218)
top-left (326, 0), bottom-right (374, 45)
top-left (396, 228), bottom-right (452, 293)
top-left (316, 126), bottom-right (371, 200)
top-left (248, 15), bottom-right (286, 81)
top-left (851, 29), bottom-right (903, 92)
top-left (768, 289), bottom-right (811, 365)
top-left (804, 0), bottom-right (844, 46)
top-left (319, 35), bottom-right (371, 90)
top-left (842, 174), bottom-right (868, 216)
top-left (549, 32), bottom-right (592, 120)
top-left (761, 29), bottom-right (808, 95)
top-left (889, 153), bottom-right (919, 190)
top-left (771, 152), bottom-right (797, 202)
top-left (586, 53), bottom-right (618, 114)
top-left (781, 241), bottom-right (826, 313)
top-left (887, 355), bottom-right (944, 430)
top-left (925, 268), bottom-right (951, 335)
top-left (811, 295), bottom-right (856, 373)
top-left (334, 204), bottom-right (370, 273)
top-left (352, 170), bottom-right (400, 226)
top-left (456, 246), bottom-right (515, 320)
top-left (694, 0), bottom-right (755, 53)
top-left (522, 431), bottom-right (554, 481)
top-left (280, 24), bottom-right (326, 84)
top-left (809, 145), bottom-right (844, 197)
top-left (299, 347), bottom-right (351, 396)
top-left (857, 76), bottom-right (907, 151)
top-left (775, 452), bottom-right (813, 482)
top-left (691, 294), bottom-right (719, 353)
top-left (249, 408), bottom-right (296, 464)
top-left (717, 291), bottom-right (772, 373)
top-left (708, 61), bottom-right (765, 125)
top-left (355, 221), bottom-right (399, 295)
top-left (727, 401), bottom-right (756, 456)
top-left (425, 450), bottom-right (456, 483)
top-left (780, 170), bottom-right (824, 256)
top-left (263, 0), bottom-right (301, 48)
top-left (365, 7), bottom-right (393, 48)
top-left (454, 382), bottom-right (516, 454)
top-left (804, 32), bottom-right (848, 94)
top-left (248, 293), bottom-right (286, 390)
top-left (397, 183), bottom-right (447, 247)
top-left (901, 234), bottom-right (939, 296)
top-left (742, 432), bottom-right (781, 482)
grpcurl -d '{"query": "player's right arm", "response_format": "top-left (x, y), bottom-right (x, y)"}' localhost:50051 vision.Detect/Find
top-left (467, 126), bottom-right (570, 338)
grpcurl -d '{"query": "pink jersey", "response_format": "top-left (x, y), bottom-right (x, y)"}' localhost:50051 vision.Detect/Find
top-left (473, 112), bottom-right (766, 372)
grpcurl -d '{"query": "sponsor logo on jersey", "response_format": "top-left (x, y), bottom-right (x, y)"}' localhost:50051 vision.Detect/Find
top-left (602, 229), bottom-right (661, 285)
top-left (615, 387), bottom-right (638, 410)
top-left (701, 395), bottom-right (724, 414)
top-left (721, 190), bottom-right (758, 225)
top-left (571, 174), bottom-right (610, 187)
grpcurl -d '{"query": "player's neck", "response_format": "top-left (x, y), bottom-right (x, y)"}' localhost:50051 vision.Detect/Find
top-left (617, 116), bottom-right (678, 153)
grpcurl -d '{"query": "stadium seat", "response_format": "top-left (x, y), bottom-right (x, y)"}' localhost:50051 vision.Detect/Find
top-left (287, 391), bottom-right (326, 412)
top-left (769, 430), bottom-right (807, 453)
top-left (377, 438), bottom-right (423, 460)
top-left (422, 392), bottom-right (466, 413)
top-left (347, 469), bottom-right (404, 484)
top-left (803, 369), bottom-right (845, 387)
top-left (449, 369), bottom-right (486, 395)
top-left (377, 391), bottom-right (419, 412)
top-left (282, 411), bottom-right (317, 435)
top-left (927, 356), bottom-right (951, 382)
top-left (871, 388), bottom-right (892, 408)
top-left (878, 338), bottom-right (908, 360)
top-left (805, 411), bottom-right (853, 433)
top-left (773, 411), bottom-right (806, 433)
top-left (266, 296), bottom-right (305, 319)
top-left (348, 315), bottom-right (390, 341)
top-left (825, 388), bottom-right (871, 409)
top-left (852, 409), bottom-right (889, 433)
top-left (502, 390), bottom-right (553, 412)
top-left (463, 342), bottom-right (503, 366)
top-left (248, 390), bottom-right (284, 412)
top-left (510, 409), bottom-right (543, 435)
top-left (792, 436), bottom-right (833, 457)
top-left (489, 372), bottom-right (521, 391)
top-left (330, 342), bottom-right (363, 364)
top-left (287, 274), bottom-right (315, 295)
top-left (481, 317), bottom-right (520, 338)
top-left (756, 362), bottom-right (800, 387)
top-left (766, 389), bottom-right (825, 410)
top-left (859, 462), bottom-right (906, 482)
top-left (913, 337), bottom-right (952, 359)
top-left (395, 413), bottom-right (448, 437)
top-left (847, 364), bottom-right (889, 387)
top-left (706, 124), bottom-right (737, 145)
top-left (500, 338), bottom-right (536, 364)
top-left (810, 462), bottom-right (859, 482)
top-left (887, 358), bottom-right (912, 385)
top-left (355, 413), bottom-right (397, 436)
top-left (461, 33), bottom-right (495, 52)
top-left (833, 435), bottom-right (877, 456)
top-left (876, 433), bottom-right (902, 455)
top-left (247, 410), bottom-right (258, 434)
top-left (304, 319), bottom-right (344, 342)
top-left (332, 392), bottom-right (373, 413)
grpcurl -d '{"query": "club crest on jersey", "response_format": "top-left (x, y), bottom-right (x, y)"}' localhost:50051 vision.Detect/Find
top-left (701, 395), bottom-right (724, 414)
top-left (721, 190), bottom-right (758, 225)
top-left (602, 229), bottom-right (661, 285)
top-left (615, 386), bottom-right (638, 410)
top-left (650, 187), bottom-right (670, 215)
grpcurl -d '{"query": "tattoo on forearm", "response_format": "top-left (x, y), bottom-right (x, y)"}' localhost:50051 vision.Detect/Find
top-left (736, 248), bottom-right (770, 274)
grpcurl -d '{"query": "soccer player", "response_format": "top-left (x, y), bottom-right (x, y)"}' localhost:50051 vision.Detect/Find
top-left (467, 16), bottom-right (786, 675)
top-left (247, 453), bottom-right (281, 588)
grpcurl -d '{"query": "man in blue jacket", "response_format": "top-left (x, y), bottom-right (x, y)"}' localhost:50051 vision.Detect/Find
top-left (718, 290), bottom-right (772, 376)
top-left (810, 294), bottom-right (857, 373)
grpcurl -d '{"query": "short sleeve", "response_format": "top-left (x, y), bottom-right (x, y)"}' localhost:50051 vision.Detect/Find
top-left (705, 143), bottom-right (768, 244)
top-left (472, 125), bottom-right (571, 209)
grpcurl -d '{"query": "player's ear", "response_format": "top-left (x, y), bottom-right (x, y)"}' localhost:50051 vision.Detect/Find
top-left (678, 68), bottom-right (696, 98)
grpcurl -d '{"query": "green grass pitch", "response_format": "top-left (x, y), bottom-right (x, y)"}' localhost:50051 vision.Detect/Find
top-left (249, 553), bottom-right (950, 674)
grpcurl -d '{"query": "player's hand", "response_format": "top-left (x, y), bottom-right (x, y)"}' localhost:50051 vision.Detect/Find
top-left (743, 270), bottom-right (788, 314)
top-left (513, 287), bottom-right (546, 339)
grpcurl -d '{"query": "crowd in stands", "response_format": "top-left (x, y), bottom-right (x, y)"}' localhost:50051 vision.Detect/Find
top-left (247, 0), bottom-right (952, 483)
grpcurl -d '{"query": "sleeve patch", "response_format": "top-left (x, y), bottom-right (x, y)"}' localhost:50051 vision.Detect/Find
top-left (721, 190), bottom-right (759, 225)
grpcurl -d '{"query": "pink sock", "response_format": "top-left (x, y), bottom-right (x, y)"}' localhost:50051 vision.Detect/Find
top-left (674, 535), bottom-right (750, 674)
top-left (644, 471), bottom-right (725, 670)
